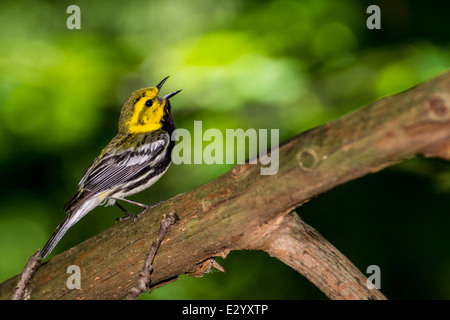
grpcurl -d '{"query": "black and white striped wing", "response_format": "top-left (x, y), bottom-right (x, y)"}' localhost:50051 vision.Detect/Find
top-left (65, 133), bottom-right (170, 212)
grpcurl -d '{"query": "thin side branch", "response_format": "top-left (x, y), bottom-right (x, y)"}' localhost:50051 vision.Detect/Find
top-left (125, 213), bottom-right (177, 300)
top-left (10, 250), bottom-right (42, 300)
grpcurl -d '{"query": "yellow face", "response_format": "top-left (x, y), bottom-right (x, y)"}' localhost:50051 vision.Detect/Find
top-left (119, 87), bottom-right (167, 134)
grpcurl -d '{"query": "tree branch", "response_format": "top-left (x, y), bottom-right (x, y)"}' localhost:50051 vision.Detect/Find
top-left (1, 71), bottom-right (449, 300)
top-left (259, 212), bottom-right (386, 300)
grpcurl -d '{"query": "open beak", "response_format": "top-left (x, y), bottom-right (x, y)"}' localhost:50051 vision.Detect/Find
top-left (156, 76), bottom-right (182, 100)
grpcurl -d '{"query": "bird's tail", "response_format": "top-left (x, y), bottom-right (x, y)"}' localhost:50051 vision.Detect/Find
top-left (40, 197), bottom-right (100, 259)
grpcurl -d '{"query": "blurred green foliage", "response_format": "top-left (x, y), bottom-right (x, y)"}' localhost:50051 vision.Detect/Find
top-left (0, 0), bottom-right (449, 299)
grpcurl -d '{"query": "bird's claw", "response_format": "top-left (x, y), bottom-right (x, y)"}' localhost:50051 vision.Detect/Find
top-left (115, 213), bottom-right (138, 224)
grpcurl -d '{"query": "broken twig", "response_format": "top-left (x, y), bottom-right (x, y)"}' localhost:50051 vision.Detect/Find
top-left (125, 213), bottom-right (177, 300)
top-left (10, 250), bottom-right (42, 300)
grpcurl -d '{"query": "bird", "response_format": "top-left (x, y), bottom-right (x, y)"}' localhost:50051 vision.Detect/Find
top-left (40, 76), bottom-right (181, 259)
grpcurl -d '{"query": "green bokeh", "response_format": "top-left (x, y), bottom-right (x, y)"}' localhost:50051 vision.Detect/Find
top-left (0, 0), bottom-right (449, 299)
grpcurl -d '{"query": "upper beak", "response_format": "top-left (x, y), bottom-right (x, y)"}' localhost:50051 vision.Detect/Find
top-left (163, 89), bottom-right (182, 101)
top-left (156, 76), bottom-right (170, 91)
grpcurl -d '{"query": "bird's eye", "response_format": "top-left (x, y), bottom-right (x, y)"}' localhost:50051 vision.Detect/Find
top-left (145, 99), bottom-right (153, 107)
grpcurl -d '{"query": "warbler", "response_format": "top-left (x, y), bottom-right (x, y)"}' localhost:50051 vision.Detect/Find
top-left (40, 76), bottom-right (181, 259)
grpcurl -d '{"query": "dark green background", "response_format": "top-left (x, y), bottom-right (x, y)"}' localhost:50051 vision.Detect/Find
top-left (0, 0), bottom-right (449, 299)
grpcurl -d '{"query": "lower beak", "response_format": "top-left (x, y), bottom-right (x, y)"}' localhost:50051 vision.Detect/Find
top-left (163, 90), bottom-right (182, 101)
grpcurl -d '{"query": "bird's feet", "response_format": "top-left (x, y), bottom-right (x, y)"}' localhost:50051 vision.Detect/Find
top-left (114, 211), bottom-right (139, 224)
top-left (113, 198), bottom-right (161, 223)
